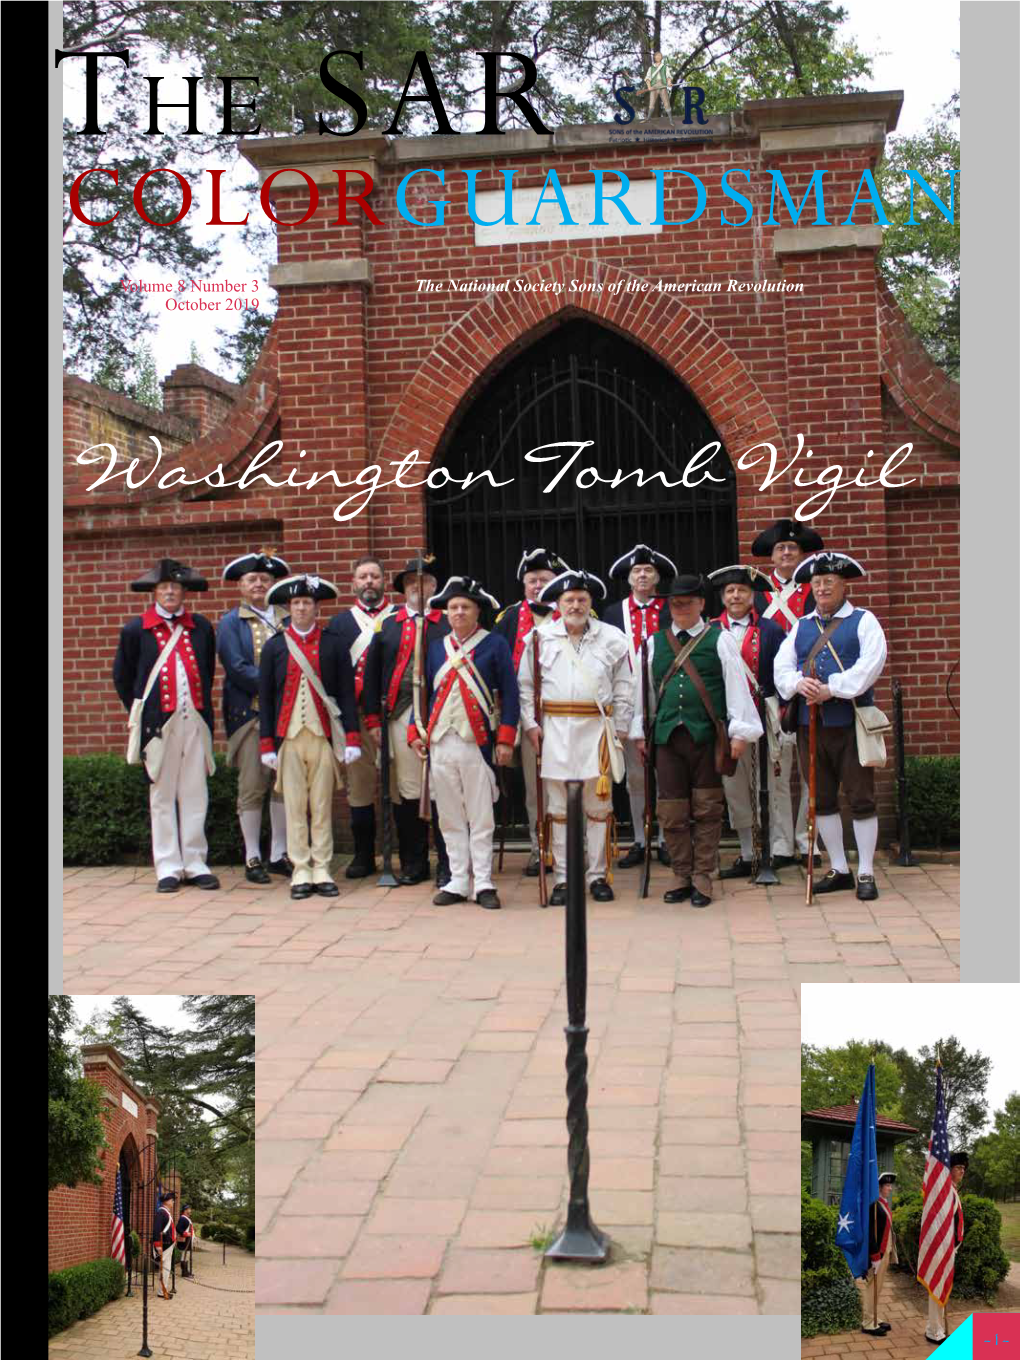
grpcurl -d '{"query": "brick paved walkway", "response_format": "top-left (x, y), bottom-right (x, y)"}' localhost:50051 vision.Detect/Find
top-left (48, 1242), bottom-right (254, 1359)
top-left (61, 853), bottom-right (958, 1316)
top-left (802, 1267), bottom-right (1020, 1359)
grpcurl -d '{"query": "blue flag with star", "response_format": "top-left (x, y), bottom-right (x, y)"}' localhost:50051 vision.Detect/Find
top-left (835, 1062), bottom-right (880, 1280)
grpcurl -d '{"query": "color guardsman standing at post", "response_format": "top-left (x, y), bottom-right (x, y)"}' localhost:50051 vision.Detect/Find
top-left (324, 557), bottom-right (396, 878)
top-left (708, 565), bottom-right (785, 878)
top-left (632, 573), bottom-right (762, 907)
top-left (176, 1203), bottom-right (194, 1277)
top-left (518, 569), bottom-right (633, 905)
top-left (152, 1190), bottom-right (176, 1300)
top-left (362, 557), bottom-right (451, 886)
top-left (859, 1172), bottom-right (898, 1336)
top-left (217, 551), bottom-right (292, 883)
top-left (773, 552), bottom-right (888, 901)
top-left (113, 559), bottom-right (219, 893)
top-left (925, 1153), bottom-right (967, 1345)
top-left (494, 549), bottom-right (568, 877)
top-left (258, 574), bottom-right (361, 900)
top-left (752, 519), bottom-right (825, 868)
top-left (410, 577), bottom-right (519, 910)
top-left (602, 544), bottom-right (675, 869)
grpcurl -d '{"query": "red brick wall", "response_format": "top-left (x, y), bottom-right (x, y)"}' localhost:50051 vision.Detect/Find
top-left (63, 120), bottom-right (960, 839)
top-left (48, 1048), bottom-right (159, 1273)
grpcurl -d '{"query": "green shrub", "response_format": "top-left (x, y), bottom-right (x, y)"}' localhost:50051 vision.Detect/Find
top-left (199, 1220), bottom-right (244, 1246)
top-left (899, 755), bottom-right (960, 849)
top-left (63, 754), bottom-right (244, 865)
top-left (48, 1257), bottom-right (126, 1337)
top-left (129, 1230), bottom-right (141, 1263)
top-left (801, 1190), bottom-right (862, 1336)
top-left (200, 1221), bottom-right (222, 1240)
top-left (246, 1224), bottom-right (255, 1244)
top-left (893, 1193), bottom-right (1010, 1300)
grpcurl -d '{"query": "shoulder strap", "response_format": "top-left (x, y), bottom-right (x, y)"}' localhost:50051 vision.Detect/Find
top-left (284, 633), bottom-right (340, 716)
top-left (655, 628), bottom-right (703, 702)
top-left (803, 614), bottom-right (845, 677)
top-left (141, 625), bottom-right (184, 704)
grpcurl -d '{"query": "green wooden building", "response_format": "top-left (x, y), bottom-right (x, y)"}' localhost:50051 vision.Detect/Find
top-left (802, 1102), bottom-right (918, 1205)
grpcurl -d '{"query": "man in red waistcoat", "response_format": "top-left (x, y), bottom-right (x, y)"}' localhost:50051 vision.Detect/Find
top-left (708, 565), bottom-right (785, 877)
top-left (751, 520), bottom-right (826, 868)
top-left (258, 574), bottom-right (361, 900)
top-left (602, 544), bottom-right (675, 868)
top-left (113, 559), bottom-right (219, 893)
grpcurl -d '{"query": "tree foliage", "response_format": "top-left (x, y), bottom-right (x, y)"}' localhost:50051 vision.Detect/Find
top-left (878, 92), bottom-right (960, 379)
top-left (49, 997), bottom-right (108, 1191)
top-left (970, 1094), bottom-right (1020, 1202)
top-left (889, 1036), bottom-right (991, 1153)
top-left (801, 1041), bottom-right (904, 1118)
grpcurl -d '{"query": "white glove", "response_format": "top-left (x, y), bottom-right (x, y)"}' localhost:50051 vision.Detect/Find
top-left (261, 752), bottom-right (278, 771)
top-left (343, 745), bottom-right (363, 766)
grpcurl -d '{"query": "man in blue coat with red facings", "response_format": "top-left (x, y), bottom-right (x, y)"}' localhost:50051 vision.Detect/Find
top-left (410, 577), bottom-right (519, 911)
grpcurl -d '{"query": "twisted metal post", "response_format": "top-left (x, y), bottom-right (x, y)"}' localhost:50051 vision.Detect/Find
top-left (545, 780), bottom-right (609, 1263)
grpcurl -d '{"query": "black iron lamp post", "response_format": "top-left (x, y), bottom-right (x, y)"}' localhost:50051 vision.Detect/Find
top-left (892, 679), bottom-right (919, 867)
top-left (545, 780), bottom-right (609, 1264)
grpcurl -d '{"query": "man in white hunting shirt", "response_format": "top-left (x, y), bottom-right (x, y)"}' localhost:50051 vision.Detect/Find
top-left (518, 569), bottom-right (633, 905)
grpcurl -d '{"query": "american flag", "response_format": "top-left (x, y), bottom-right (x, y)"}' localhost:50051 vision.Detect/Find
top-left (918, 1063), bottom-right (956, 1305)
top-left (110, 1168), bottom-right (126, 1265)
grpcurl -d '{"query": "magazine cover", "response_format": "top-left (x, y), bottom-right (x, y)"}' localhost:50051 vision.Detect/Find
top-left (52, 0), bottom-right (1011, 1348)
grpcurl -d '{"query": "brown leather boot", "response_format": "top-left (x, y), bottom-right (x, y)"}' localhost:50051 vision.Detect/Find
top-left (657, 798), bottom-right (692, 886)
top-left (691, 786), bottom-right (725, 900)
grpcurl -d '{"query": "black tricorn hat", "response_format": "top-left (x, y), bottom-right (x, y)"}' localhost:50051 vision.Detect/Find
top-left (160, 1190), bottom-right (176, 1202)
top-left (221, 550), bottom-right (290, 583)
top-left (427, 576), bottom-right (500, 612)
top-left (751, 519), bottom-right (825, 557)
top-left (517, 548), bottom-right (569, 581)
top-left (666, 572), bottom-right (709, 598)
top-left (266, 573), bottom-right (339, 605)
top-left (131, 559), bottom-right (208, 593)
top-left (708, 564), bottom-right (772, 591)
top-left (608, 543), bottom-right (677, 583)
top-left (538, 569), bottom-right (607, 605)
top-left (393, 555), bottom-right (440, 594)
top-left (794, 551), bottom-right (865, 584)
top-left (949, 1152), bottom-right (969, 1169)
top-left (879, 1172), bottom-right (897, 1185)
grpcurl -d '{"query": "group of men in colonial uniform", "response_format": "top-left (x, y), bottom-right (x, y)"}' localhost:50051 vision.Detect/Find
top-left (113, 515), bottom-right (889, 908)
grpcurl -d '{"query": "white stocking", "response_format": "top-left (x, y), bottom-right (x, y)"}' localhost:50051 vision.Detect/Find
top-left (738, 827), bottom-right (754, 859)
top-left (240, 808), bottom-right (262, 862)
top-left (853, 817), bottom-right (878, 877)
top-left (269, 799), bottom-right (288, 861)
top-left (817, 813), bottom-right (849, 873)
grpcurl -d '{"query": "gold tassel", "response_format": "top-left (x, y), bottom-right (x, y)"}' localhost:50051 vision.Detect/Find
top-left (596, 773), bottom-right (610, 799)
top-left (596, 730), bottom-right (611, 800)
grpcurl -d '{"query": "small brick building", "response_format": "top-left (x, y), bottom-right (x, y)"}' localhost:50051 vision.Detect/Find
top-left (48, 1044), bottom-right (169, 1273)
top-left (63, 90), bottom-right (959, 832)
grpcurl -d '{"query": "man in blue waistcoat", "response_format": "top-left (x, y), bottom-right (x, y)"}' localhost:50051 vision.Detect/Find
top-left (410, 577), bottom-right (519, 910)
top-left (217, 551), bottom-right (292, 883)
top-left (774, 552), bottom-right (888, 900)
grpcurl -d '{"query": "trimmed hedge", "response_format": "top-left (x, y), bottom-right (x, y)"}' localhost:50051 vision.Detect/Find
top-left (801, 1190), bottom-right (862, 1337)
top-left (63, 754), bottom-right (244, 866)
top-left (49, 1257), bottom-right (126, 1337)
top-left (200, 1220), bottom-right (245, 1246)
top-left (893, 1193), bottom-right (1010, 1300)
top-left (900, 755), bottom-right (960, 849)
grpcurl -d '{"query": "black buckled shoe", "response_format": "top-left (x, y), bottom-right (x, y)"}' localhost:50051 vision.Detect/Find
top-left (245, 858), bottom-right (271, 885)
top-left (184, 873), bottom-right (220, 890)
top-left (525, 852), bottom-right (541, 877)
top-left (432, 889), bottom-right (466, 906)
top-left (290, 883), bottom-right (314, 900)
top-left (476, 889), bottom-right (501, 910)
top-left (801, 852), bottom-right (823, 868)
top-left (315, 881), bottom-right (340, 897)
top-left (268, 854), bottom-right (294, 876)
top-left (664, 884), bottom-right (692, 904)
top-left (549, 883), bottom-right (567, 906)
top-left (157, 876), bottom-right (181, 893)
top-left (814, 869), bottom-right (856, 894)
top-left (770, 854), bottom-right (798, 869)
top-left (396, 864), bottom-right (431, 886)
top-left (589, 878), bottom-right (614, 902)
top-left (345, 855), bottom-right (376, 880)
top-left (657, 844), bottom-right (671, 866)
top-left (855, 874), bottom-right (879, 901)
top-left (719, 856), bottom-right (753, 879)
top-left (690, 889), bottom-right (712, 908)
top-left (617, 844), bottom-right (645, 869)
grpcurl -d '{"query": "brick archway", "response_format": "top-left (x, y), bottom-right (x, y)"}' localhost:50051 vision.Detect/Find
top-left (378, 254), bottom-right (787, 473)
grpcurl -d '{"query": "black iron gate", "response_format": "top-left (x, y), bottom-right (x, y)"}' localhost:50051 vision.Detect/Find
top-left (426, 319), bottom-right (738, 842)
top-left (427, 318), bottom-right (738, 611)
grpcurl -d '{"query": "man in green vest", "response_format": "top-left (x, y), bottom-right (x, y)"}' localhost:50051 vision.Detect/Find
top-left (632, 573), bottom-right (762, 905)
top-left (643, 50), bottom-right (673, 120)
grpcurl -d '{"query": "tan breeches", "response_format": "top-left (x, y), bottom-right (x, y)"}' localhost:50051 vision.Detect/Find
top-left (345, 712), bottom-right (379, 808)
top-left (279, 727), bottom-right (336, 884)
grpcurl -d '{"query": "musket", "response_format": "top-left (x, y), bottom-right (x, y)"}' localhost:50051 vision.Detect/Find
top-left (754, 693), bottom-right (779, 885)
top-left (497, 765), bottom-right (508, 873)
top-left (377, 705), bottom-right (398, 887)
top-left (805, 658), bottom-right (818, 905)
top-left (640, 635), bottom-right (652, 899)
top-left (533, 626), bottom-right (548, 908)
top-left (412, 553), bottom-right (432, 822)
